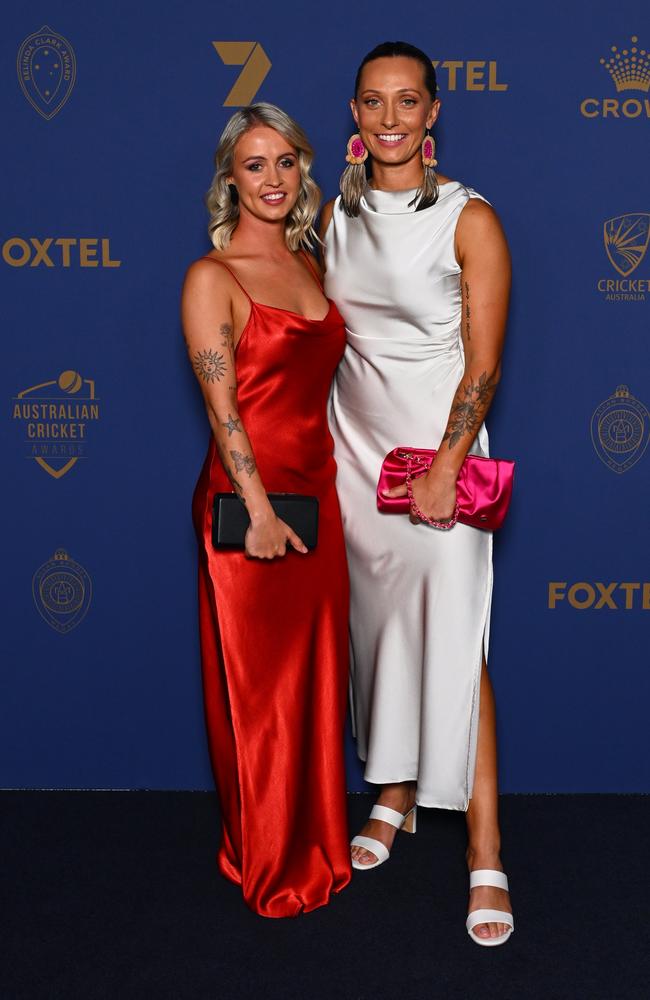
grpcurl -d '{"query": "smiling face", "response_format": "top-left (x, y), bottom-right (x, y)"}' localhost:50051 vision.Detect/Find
top-left (228, 125), bottom-right (301, 224)
top-left (352, 56), bottom-right (440, 169)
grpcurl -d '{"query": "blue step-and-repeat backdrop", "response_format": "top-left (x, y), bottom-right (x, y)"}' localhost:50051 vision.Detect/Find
top-left (2, 0), bottom-right (648, 791)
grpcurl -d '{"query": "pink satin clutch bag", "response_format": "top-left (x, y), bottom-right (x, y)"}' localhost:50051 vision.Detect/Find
top-left (377, 447), bottom-right (515, 531)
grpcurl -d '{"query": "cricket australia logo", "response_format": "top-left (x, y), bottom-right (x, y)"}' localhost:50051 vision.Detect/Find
top-left (604, 214), bottom-right (650, 276)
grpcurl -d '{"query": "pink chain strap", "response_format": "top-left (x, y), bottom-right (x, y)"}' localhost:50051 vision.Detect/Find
top-left (405, 456), bottom-right (459, 530)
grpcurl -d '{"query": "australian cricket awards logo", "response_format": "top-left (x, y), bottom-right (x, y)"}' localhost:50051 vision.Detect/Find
top-left (212, 42), bottom-right (271, 106)
top-left (33, 548), bottom-right (92, 633)
top-left (597, 213), bottom-right (650, 301)
top-left (580, 35), bottom-right (650, 118)
top-left (12, 370), bottom-right (100, 479)
top-left (591, 385), bottom-right (649, 473)
top-left (17, 25), bottom-right (76, 120)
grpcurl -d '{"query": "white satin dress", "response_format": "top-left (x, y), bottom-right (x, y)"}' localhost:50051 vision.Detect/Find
top-left (325, 181), bottom-right (492, 811)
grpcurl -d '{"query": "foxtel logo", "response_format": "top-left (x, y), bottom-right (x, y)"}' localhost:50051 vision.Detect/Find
top-left (548, 581), bottom-right (650, 609)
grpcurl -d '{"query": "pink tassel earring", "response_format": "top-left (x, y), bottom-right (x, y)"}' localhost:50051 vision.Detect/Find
top-left (421, 132), bottom-right (438, 168)
top-left (346, 133), bottom-right (368, 165)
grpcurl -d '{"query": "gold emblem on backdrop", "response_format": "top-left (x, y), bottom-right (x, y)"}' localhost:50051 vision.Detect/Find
top-left (590, 385), bottom-right (649, 474)
top-left (32, 549), bottom-right (92, 633)
top-left (604, 214), bottom-right (650, 276)
top-left (213, 42), bottom-right (271, 106)
top-left (12, 371), bottom-right (100, 479)
top-left (17, 25), bottom-right (76, 120)
top-left (596, 213), bottom-right (649, 302)
top-left (580, 34), bottom-right (650, 118)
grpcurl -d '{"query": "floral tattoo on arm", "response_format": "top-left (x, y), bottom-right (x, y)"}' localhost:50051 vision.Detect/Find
top-left (442, 370), bottom-right (497, 449)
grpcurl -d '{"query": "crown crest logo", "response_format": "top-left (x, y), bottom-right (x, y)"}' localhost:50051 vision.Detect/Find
top-left (600, 36), bottom-right (650, 92)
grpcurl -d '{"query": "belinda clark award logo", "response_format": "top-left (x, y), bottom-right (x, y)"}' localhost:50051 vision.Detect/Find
top-left (17, 25), bottom-right (76, 119)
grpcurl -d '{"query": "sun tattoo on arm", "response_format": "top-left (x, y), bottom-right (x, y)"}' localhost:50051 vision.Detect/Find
top-left (442, 371), bottom-right (497, 449)
top-left (193, 348), bottom-right (226, 383)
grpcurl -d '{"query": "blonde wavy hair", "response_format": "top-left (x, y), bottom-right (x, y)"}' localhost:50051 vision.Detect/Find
top-left (206, 103), bottom-right (321, 251)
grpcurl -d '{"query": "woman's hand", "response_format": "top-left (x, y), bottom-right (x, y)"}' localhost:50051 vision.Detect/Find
top-left (244, 512), bottom-right (308, 559)
top-left (384, 468), bottom-right (457, 525)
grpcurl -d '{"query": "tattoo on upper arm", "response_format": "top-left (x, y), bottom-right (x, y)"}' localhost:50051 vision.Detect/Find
top-left (193, 348), bottom-right (226, 383)
top-left (464, 281), bottom-right (471, 341)
top-left (219, 323), bottom-right (234, 352)
top-left (230, 449), bottom-right (256, 477)
top-left (442, 371), bottom-right (497, 449)
top-left (221, 412), bottom-right (242, 436)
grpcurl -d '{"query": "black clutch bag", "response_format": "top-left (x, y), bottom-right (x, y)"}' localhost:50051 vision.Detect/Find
top-left (212, 493), bottom-right (319, 550)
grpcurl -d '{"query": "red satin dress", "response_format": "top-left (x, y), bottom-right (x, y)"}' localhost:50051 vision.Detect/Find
top-left (192, 254), bottom-right (352, 917)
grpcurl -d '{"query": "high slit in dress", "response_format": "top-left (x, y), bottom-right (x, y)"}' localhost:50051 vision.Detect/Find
top-left (324, 183), bottom-right (493, 811)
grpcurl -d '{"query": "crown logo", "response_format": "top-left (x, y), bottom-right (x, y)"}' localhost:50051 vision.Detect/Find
top-left (600, 36), bottom-right (650, 92)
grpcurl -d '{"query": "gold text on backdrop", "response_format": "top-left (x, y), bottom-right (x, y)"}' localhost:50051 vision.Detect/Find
top-left (431, 61), bottom-right (507, 91)
top-left (548, 582), bottom-right (650, 609)
top-left (2, 238), bottom-right (121, 268)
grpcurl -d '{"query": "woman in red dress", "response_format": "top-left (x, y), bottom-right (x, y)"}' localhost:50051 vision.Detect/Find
top-left (181, 104), bottom-right (351, 917)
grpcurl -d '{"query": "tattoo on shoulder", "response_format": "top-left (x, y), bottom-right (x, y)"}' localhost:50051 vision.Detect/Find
top-left (221, 412), bottom-right (242, 436)
top-left (464, 281), bottom-right (471, 341)
top-left (230, 449), bottom-right (256, 477)
top-left (193, 348), bottom-right (226, 383)
top-left (442, 370), bottom-right (497, 449)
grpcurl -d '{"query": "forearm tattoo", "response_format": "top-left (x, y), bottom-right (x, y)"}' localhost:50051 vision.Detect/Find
top-left (221, 412), bottom-right (242, 436)
top-left (442, 370), bottom-right (497, 449)
top-left (230, 449), bottom-right (256, 477)
top-left (464, 281), bottom-right (471, 341)
top-left (193, 348), bottom-right (226, 383)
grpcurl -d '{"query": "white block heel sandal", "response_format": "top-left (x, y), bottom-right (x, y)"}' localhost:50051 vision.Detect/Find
top-left (466, 869), bottom-right (514, 946)
top-left (350, 804), bottom-right (417, 870)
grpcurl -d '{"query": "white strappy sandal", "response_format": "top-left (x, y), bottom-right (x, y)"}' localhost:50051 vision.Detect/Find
top-left (466, 869), bottom-right (514, 946)
top-left (350, 803), bottom-right (417, 870)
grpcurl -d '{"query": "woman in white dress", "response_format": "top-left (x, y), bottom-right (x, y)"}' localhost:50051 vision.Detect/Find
top-left (320, 42), bottom-right (513, 945)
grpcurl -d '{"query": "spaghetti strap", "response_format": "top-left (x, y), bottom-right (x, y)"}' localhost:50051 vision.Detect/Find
top-left (299, 249), bottom-right (325, 292)
top-left (200, 256), bottom-right (253, 303)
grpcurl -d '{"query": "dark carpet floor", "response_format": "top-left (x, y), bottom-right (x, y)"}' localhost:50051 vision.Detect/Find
top-left (2, 792), bottom-right (648, 999)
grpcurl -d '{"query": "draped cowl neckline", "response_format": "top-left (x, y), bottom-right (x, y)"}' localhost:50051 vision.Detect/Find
top-left (361, 180), bottom-right (462, 216)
